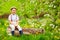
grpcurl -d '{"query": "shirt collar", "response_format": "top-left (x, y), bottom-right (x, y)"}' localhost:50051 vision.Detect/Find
top-left (11, 14), bottom-right (16, 15)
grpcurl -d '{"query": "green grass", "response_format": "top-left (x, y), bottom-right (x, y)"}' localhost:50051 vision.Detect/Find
top-left (0, 19), bottom-right (60, 40)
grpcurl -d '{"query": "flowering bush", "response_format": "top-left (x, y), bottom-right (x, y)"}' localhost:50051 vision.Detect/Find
top-left (0, 0), bottom-right (60, 40)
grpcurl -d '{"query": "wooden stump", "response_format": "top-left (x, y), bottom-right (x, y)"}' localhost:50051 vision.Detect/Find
top-left (7, 26), bottom-right (20, 36)
top-left (7, 27), bottom-right (45, 36)
top-left (22, 28), bottom-right (45, 34)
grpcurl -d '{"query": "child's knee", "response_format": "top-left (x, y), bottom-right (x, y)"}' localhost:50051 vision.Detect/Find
top-left (10, 25), bottom-right (15, 31)
top-left (17, 25), bottom-right (22, 31)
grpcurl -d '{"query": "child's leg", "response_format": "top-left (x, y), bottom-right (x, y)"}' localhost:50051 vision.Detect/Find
top-left (17, 25), bottom-right (23, 35)
top-left (10, 24), bottom-right (15, 35)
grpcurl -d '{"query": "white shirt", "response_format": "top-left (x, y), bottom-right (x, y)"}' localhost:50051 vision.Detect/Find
top-left (8, 14), bottom-right (19, 25)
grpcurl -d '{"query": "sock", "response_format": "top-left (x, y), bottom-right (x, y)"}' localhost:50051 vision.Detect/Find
top-left (19, 30), bottom-right (23, 35)
top-left (11, 31), bottom-right (14, 36)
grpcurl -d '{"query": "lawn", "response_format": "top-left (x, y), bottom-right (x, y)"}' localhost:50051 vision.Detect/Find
top-left (0, 19), bottom-right (60, 40)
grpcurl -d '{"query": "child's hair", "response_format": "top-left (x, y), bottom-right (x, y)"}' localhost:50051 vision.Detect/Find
top-left (10, 7), bottom-right (17, 10)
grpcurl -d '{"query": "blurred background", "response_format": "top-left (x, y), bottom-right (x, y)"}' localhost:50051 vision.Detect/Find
top-left (0, 0), bottom-right (60, 40)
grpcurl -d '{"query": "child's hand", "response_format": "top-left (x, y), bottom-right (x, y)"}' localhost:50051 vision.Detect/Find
top-left (14, 23), bottom-right (18, 26)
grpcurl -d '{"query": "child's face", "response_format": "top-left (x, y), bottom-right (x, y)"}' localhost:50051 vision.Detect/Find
top-left (11, 9), bottom-right (16, 14)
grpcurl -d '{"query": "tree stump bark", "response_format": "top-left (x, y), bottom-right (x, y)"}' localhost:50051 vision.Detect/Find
top-left (7, 27), bottom-right (45, 36)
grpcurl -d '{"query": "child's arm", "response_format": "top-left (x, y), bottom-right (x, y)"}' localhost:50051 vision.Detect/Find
top-left (8, 15), bottom-right (13, 24)
top-left (9, 20), bottom-right (13, 24)
top-left (15, 20), bottom-right (19, 26)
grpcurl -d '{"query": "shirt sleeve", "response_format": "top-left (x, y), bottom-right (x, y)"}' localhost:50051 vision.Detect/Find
top-left (8, 15), bottom-right (11, 21)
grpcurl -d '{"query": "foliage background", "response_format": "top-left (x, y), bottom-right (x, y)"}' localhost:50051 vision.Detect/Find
top-left (0, 0), bottom-right (60, 40)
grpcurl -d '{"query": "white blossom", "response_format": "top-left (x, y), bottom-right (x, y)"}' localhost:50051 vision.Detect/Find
top-left (44, 14), bottom-right (50, 17)
top-left (49, 3), bottom-right (53, 7)
top-left (50, 24), bottom-right (55, 28)
top-left (41, 24), bottom-right (46, 26)
top-left (50, 24), bottom-right (53, 26)
top-left (54, 6), bottom-right (56, 8)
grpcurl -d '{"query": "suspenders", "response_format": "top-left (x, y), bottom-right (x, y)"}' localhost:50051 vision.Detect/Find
top-left (11, 14), bottom-right (17, 21)
top-left (11, 15), bottom-right (12, 21)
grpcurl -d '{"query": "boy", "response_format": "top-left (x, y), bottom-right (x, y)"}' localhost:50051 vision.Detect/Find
top-left (8, 7), bottom-right (23, 36)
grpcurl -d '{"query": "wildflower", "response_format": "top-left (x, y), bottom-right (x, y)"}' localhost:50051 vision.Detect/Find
top-left (41, 24), bottom-right (46, 26)
top-left (50, 24), bottom-right (55, 28)
top-left (49, 3), bottom-right (53, 7)
top-left (44, 1), bottom-right (49, 4)
top-left (44, 14), bottom-right (50, 17)
top-left (54, 6), bottom-right (56, 8)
